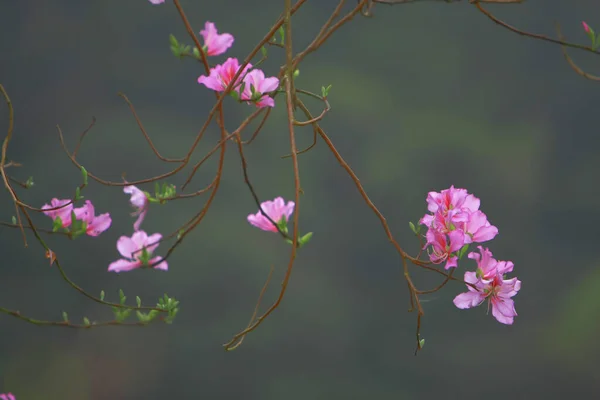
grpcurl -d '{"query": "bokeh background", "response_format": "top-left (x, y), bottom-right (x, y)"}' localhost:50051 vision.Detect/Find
top-left (1, 1), bottom-right (600, 399)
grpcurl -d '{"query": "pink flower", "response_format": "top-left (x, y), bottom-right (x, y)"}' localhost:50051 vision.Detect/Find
top-left (0, 393), bottom-right (15, 400)
top-left (461, 210), bottom-right (498, 244)
top-left (454, 248), bottom-right (520, 325)
top-left (200, 22), bottom-right (234, 56)
top-left (198, 57), bottom-right (252, 92)
top-left (124, 185), bottom-right (149, 231)
top-left (424, 228), bottom-right (464, 269)
top-left (42, 198), bottom-right (74, 227)
top-left (108, 231), bottom-right (168, 273)
top-left (239, 69), bottom-right (280, 108)
top-left (148, 0), bottom-right (165, 4)
top-left (583, 21), bottom-right (591, 34)
top-left (468, 245), bottom-right (514, 279)
top-left (424, 186), bottom-right (480, 216)
top-left (247, 197), bottom-right (295, 232)
top-left (73, 200), bottom-right (112, 237)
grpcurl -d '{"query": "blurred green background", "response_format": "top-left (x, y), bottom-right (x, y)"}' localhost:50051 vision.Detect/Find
top-left (1, 0), bottom-right (600, 399)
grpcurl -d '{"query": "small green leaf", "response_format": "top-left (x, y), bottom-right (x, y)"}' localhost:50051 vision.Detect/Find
top-left (321, 84), bottom-right (332, 98)
top-left (100, 290), bottom-right (105, 301)
top-left (457, 244), bottom-right (470, 260)
top-left (11, 216), bottom-right (16, 224)
top-left (62, 311), bottom-right (69, 322)
top-left (278, 26), bottom-right (285, 44)
top-left (298, 232), bottom-right (313, 247)
top-left (25, 176), bottom-right (34, 188)
top-left (293, 69), bottom-right (300, 79)
top-left (136, 296), bottom-right (142, 308)
top-left (136, 311), bottom-right (147, 322)
top-left (74, 187), bottom-right (82, 201)
top-left (409, 221), bottom-right (417, 234)
top-left (192, 47), bottom-right (201, 59)
top-left (419, 338), bottom-right (425, 348)
top-left (80, 166), bottom-right (88, 186)
top-left (261, 46), bottom-right (267, 57)
top-left (169, 34), bottom-right (179, 47)
top-left (83, 317), bottom-right (91, 326)
top-left (119, 289), bottom-right (126, 305)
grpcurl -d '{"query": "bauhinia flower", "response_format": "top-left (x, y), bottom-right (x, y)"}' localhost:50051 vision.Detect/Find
top-left (460, 210), bottom-right (498, 244)
top-left (198, 57), bottom-right (252, 92)
top-left (247, 197), bottom-right (295, 232)
top-left (453, 247), bottom-right (521, 325)
top-left (419, 186), bottom-right (498, 269)
top-left (124, 185), bottom-right (149, 231)
top-left (424, 228), bottom-right (464, 269)
top-left (239, 69), bottom-right (280, 108)
top-left (74, 200), bottom-right (112, 237)
top-left (42, 198), bottom-right (74, 228)
top-left (108, 231), bottom-right (168, 273)
top-left (0, 393), bottom-right (15, 400)
top-left (200, 22), bottom-right (234, 56)
top-left (42, 198), bottom-right (111, 236)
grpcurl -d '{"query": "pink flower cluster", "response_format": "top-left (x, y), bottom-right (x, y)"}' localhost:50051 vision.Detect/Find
top-left (0, 393), bottom-right (15, 400)
top-left (42, 183), bottom-right (166, 273)
top-left (42, 198), bottom-right (111, 237)
top-left (419, 186), bottom-right (497, 269)
top-left (419, 186), bottom-right (520, 324)
top-left (109, 185), bottom-right (167, 273)
top-left (196, 23), bottom-right (279, 108)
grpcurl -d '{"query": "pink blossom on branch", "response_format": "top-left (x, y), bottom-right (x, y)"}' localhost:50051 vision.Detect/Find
top-left (424, 185), bottom-right (480, 216)
top-left (200, 22), bottom-right (234, 56)
top-left (239, 69), bottom-right (280, 108)
top-left (198, 57), bottom-right (252, 92)
top-left (42, 198), bottom-right (111, 236)
top-left (453, 247), bottom-right (521, 325)
top-left (0, 393), bottom-right (15, 400)
top-left (42, 198), bottom-right (73, 227)
top-left (248, 197), bottom-right (295, 232)
top-left (124, 185), bottom-right (149, 231)
top-left (460, 210), bottom-right (498, 244)
top-left (108, 231), bottom-right (168, 273)
top-left (424, 228), bottom-right (464, 269)
top-left (74, 200), bottom-right (112, 237)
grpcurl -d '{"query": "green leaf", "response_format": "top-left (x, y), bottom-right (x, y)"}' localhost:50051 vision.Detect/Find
top-left (25, 176), bottom-right (34, 188)
top-left (11, 216), bottom-right (16, 225)
top-left (100, 290), bottom-right (105, 301)
top-left (62, 311), bottom-right (69, 322)
top-left (83, 317), bottom-right (91, 326)
top-left (119, 289), bottom-right (126, 305)
top-left (136, 296), bottom-right (142, 308)
top-left (52, 216), bottom-right (63, 232)
top-left (278, 26), bottom-right (285, 44)
top-left (80, 166), bottom-right (88, 186)
top-left (321, 84), bottom-right (332, 98)
top-left (169, 34), bottom-right (179, 47)
top-left (74, 186), bottom-right (82, 201)
top-left (298, 232), bottom-right (313, 247)
top-left (457, 244), bottom-right (470, 260)
top-left (192, 47), bottom-right (201, 59)
top-left (419, 338), bottom-right (425, 348)
top-left (409, 221), bottom-right (417, 234)
top-left (261, 46), bottom-right (267, 57)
